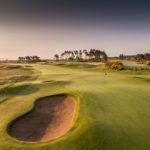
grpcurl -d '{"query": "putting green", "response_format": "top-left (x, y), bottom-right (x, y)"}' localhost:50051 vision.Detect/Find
top-left (0, 63), bottom-right (150, 150)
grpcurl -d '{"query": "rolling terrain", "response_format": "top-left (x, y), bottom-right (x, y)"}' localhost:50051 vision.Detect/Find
top-left (0, 62), bottom-right (150, 150)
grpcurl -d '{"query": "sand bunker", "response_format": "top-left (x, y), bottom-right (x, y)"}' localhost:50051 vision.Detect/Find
top-left (9, 94), bottom-right (76, 142)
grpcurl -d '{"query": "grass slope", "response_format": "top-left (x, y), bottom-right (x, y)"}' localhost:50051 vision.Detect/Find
top-left (0, 62), bottom-right (150, 150)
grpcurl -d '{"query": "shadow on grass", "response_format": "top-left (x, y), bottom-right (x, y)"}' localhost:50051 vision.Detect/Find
top-left (0, 84), bottom-right (40, 96)
top-left (8, 76), bottom-right (36, 82)
top-left (0, 80), bottom-right (71, 96)
top-left (42, 80), bottom-right (72, 89)
top-left (129, 76), bottom-right (150, 83)
top-left (5, 65), bottom-right (23, 69)
top-left (54, 63), bottom-right (96, 68)
top-left (0, 80), bottom-right (71, 105)
top-left (0, 74), bottom-right (39, 86)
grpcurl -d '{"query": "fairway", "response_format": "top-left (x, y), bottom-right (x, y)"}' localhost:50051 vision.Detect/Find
top-left (0, 63), bottom-right (150, 150)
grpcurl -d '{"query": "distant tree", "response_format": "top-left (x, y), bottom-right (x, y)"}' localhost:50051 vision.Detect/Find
top-left (32, 56), bottom-right (41, 62)
top-left (102, 51), bottom-right (108, 62)
top-left (135, 54), bottom-right (144, 61)
top-left (59, 49), bottom-right (108, 62)
top-left (79, 50), bottom-right (83, 60)
top-left (18, 57), bottom-right (25, 62)
top-left (25, 56), bottom-right (31, 62)
top-left (83, 49), bottom-right (89, 60)
top-left (144, 53), bottom-right (150, 60)
top-left (60, 52), bottom-right (65, 60)
top-left (73, 50), bottom-right (79, 60)
top-left (88, 49), bottom-right (108, 61)
top-left (18, 57), bottom-right (21, 62)
top-left (119, 54), bottom-right (125, 60)
top-left (71, 51), bottom-right (75, 60)
top-left (54, 54), bottom-right (59, 61)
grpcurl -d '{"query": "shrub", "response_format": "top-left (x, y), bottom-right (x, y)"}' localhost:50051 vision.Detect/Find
top-left (145, 61), bottom-right (150, 65)
top-left (106, 61), bottom-right (124, 70)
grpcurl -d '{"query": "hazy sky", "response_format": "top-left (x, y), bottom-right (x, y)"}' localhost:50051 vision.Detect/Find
top-left (0, 0), bottom-right (150, 59)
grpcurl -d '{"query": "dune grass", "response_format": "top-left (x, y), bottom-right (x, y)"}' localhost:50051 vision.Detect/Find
top-left (0, 62), bottom-right (150, 150)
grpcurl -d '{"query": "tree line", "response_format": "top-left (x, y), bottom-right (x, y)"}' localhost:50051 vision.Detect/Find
top-left (54, 49), bottom-right (108, 62)
top-left (119, 53), bottom-right (150, 61)
top-left (18, 56), bottom-right (41, 63)
top-left (135, 53), bottom-right (150, 61)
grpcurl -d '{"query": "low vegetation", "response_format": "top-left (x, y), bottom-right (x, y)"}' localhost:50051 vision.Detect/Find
top-left (106, 61), bottom-right (124, 70)
top-left (145, 61), bottom-right (150, 65)
top-left (119, 53), bottom-right (150, 66)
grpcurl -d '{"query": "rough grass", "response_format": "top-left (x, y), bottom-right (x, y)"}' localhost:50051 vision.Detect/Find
top-left (0, 62), bottom-right (150, 150)
top-left (123, 60), bottom-right (150, 70)
top-left (0, 64), bottom-right (39, 103)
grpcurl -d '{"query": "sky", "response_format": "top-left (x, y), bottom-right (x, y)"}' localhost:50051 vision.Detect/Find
top-left (0, 0), bottom-right (150, 59)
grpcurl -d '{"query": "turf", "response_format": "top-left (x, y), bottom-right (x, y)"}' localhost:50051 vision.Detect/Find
top-left (0, 62), bottom-right (150, 150)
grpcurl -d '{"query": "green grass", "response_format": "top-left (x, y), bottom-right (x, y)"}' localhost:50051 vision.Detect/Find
top-left (0, 62), bottom-right (150, 150)
top-left (123, 60), bottom-right (150, 70)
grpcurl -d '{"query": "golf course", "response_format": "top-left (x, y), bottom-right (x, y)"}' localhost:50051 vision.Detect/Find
top-left (0, 62), bottom-right (150, 150)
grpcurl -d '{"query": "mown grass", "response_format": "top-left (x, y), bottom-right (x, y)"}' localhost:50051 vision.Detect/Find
top-left (0, 62), bottom-right (150, 150)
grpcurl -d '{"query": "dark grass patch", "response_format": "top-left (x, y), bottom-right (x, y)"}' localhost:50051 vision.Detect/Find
top-left (0, 75), bottom-right (39, 86)
top-left (42, 80), bottom-right (55, 83)
top-left (64, 63), bottom-right (96, 68)
top-left (128, 76), bottom-right (150, 83)
top-left (0, 80), bottom-right (71, 97)
top-left (5, 65), bottom-right (23, 69)
top-left (83, 64), bottom-right (96, 68)
top-left (0, 84), bottom-right (40, 96)
top-left (48, 74), bottom-right (70, 76)
top-left (124, 66), bottom-right (150, 71)
top-left (42, 80), bottom-right (72, 86)
top-left (25, 65), bottom-right (32, 68)
top-left (7, 76), bottom-right (35, 82)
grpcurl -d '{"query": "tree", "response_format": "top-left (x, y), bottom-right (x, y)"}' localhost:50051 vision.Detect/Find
top-left (88, 49), bottom-right (108, 61)
top-left (79, 50), bottom-right (83, 60)
top-left (18, 57), bottom-right (25, 62)
top-left (119, 54), bottom-right (125, 60)
top-left (18, 56), bottom-right (41, 63)
top-left (58, 49), bottom-right (108, 62)
top-left (54, 54), bottom-right (59, 61)
top-left (73, 50), bottom-right (79, 60)
top-left (102, 51), bottom-right (108, 62)
top-left (25, 56), bottom-right (31, 62)
top-left (32, 56), bottom-right (41, 62)
top-left (83, 49), bottom-right (89, 60)
top-left (135, 54), bottom-right (144, 61)
top-left (60, 52), bottom-right (65, 60)
top-left (144, 53), bottom-right (150, 60)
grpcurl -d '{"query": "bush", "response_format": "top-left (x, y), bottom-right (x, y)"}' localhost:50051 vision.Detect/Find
top-left (145, 61), bottom-right (150, 65)
top-left (106, 61), bottom-right (124, 70)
